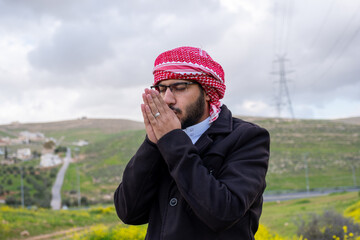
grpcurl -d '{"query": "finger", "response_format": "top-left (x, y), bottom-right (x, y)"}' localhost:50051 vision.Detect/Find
top-left (143, 92), bottom-right (159, 116)
top-left (141, 104), bottom-right (151, 126)
top-left (146, 93), bottom-right (160, 116)
top-left (154, 90), bottom-right (173, 113)
top-left (145, 104), bottom-right (157, 126)
top-left (145, 88), bottom-right (153, 98)
top-left (152, 91), bottom-right (174, 116)
top-left (149, 89), bottom-right (166, 113)
top-left (142, 92), bottom-right (149, 105)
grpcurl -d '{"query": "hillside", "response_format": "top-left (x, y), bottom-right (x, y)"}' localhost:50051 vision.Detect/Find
top-left (333, 116), bottom-right (360, 125)
top-left (0, 118), bottom-right (144, 135)
top-left (0, 116), bottom-right (359, 206)
top-left (239, 116), bottom-right (360, 192)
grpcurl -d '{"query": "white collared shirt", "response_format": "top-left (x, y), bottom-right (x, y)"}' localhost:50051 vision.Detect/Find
top-left (182, 117), bottom-right (211, 144)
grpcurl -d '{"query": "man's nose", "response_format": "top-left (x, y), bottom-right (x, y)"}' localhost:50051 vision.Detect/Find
top-left (162, 88), bottom-right (176, 105)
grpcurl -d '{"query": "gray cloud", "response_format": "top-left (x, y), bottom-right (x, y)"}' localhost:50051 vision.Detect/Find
top-left (0, 0), bottom-right (359, 124)
top-left (28, 22), bottom-right (114, 75)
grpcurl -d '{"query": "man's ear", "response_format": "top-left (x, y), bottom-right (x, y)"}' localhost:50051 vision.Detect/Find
top-left (205, 93), bottom-right (211, 102)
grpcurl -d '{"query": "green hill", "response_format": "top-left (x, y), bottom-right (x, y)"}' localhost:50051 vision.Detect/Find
top-left (0, 116), bottom-right (359, 207)
top-left (246, 117), bottom-right (360, 192)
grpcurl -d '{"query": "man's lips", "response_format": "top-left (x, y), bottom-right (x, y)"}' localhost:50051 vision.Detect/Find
top-left (169, 106), bottom-right (181, 115)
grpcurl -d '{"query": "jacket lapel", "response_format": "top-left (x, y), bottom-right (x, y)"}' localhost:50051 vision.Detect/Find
top-left (195, 105), bottom-right (233, 156)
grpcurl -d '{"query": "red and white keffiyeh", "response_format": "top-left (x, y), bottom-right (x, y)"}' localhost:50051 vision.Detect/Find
top-left (153, 46), bottom-right (226, 123)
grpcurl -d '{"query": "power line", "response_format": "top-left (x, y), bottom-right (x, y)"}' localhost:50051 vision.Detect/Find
top-left (317, 11), bottom-right (360, 82)
top-left (273, 0), bottom-right (294, 56)
top-left (308, 0), bottom-right (336, 51)
top-left (304, 2), bottom-right (360, 81)
top-left (282, 0), bottom-right (294, 55)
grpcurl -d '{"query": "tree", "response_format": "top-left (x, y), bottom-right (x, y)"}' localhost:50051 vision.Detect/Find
top-left (54, 146), bottom-right (67, 154)
top-left (5, 196), bottom-right (20, 206)
top-left (43, 141), bottom-right (55, 149)
top-left (7, 179), bottom-right (12, 185)
top-left (81, 196), bottom-right (89, 206)
top-left (32, 150), bottom-right (41, 158)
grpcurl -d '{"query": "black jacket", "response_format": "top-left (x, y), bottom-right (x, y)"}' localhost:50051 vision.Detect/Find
top-left (114, 105), bottom-right (270, 239)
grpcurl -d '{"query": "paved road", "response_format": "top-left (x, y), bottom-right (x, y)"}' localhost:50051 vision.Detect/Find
top-left (263, 187), bottom-right (360, 202)
top-left (50, 148), bottom-right (71, 210)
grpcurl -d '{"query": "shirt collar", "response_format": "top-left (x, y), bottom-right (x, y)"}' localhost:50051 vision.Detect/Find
top-left (183, 117), bottom-right (211, 144)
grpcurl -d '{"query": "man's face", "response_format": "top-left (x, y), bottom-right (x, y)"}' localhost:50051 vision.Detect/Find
top-left (156, 79), bottom-right (210, 129)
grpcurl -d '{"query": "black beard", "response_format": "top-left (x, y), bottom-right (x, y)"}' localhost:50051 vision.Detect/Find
top-left (170, 90), bottom-right (206, 129)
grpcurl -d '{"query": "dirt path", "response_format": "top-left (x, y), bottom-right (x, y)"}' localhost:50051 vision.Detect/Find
top-left (22, 227), bottom-right (87, 240)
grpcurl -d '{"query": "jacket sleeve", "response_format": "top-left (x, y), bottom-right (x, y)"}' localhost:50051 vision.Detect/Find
top-left (114, 137), bottom-right (163, 225)
top-left (156, 124), bottom-right (270, 232)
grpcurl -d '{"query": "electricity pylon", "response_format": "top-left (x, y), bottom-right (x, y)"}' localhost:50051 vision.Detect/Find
top-left (272, 55), bottom-right (295, 119)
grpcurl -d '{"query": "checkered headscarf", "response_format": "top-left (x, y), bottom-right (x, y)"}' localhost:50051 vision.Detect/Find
top-left (153, 46), bottom-right (226, 122)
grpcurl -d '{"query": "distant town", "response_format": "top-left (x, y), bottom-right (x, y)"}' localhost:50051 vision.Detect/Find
top-left (0, 131), bottom-right (89, 167)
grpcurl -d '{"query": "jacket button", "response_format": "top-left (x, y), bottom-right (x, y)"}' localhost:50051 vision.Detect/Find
top-left (169, 198), bottom-right (178, 206)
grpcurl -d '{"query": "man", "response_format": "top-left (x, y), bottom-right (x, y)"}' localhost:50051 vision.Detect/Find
top-left (114, 46), bottom-right (270, 240)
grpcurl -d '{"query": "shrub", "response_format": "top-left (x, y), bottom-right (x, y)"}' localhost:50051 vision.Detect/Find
top-left (73, 224), bottom-right (147, 240)
top-left (69, 189), bottom-right (77, 195)
top-left (32, 150), bottom-right (41, 158)
top-left (62, 198), bottom-right (71, 207)
top-left (296, 210), bottom-right (360, 240)
top-left (81, 196), bottom-right (89, 206)
top-left (255, 224), bottom-right (286, 240)
top-left (6, 179), bottom-right (12, 185)
top-left (50, 169), bottom-right (57, 178)
top-left (344, 200), bottom-right (360, 223)
top-left (36, 193), bottom-right (51, 208)
top-left (5, 196), bottom-right (20, 206)
top-left (43, 140), bottom-right (55, 149)
top-left (89, 206), bottom-right (114, 215)
top-left (55, 146), bottom-right (67, 154)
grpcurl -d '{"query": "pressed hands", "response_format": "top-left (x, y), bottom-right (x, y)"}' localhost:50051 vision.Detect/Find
top-left (141, 89), bottom-right (181, 144)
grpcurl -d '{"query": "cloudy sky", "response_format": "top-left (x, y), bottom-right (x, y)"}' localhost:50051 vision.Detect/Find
top-left (0, 0), bottom-right (359, 124)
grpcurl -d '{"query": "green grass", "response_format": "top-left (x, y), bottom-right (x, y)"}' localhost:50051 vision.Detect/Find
top-left (266, 167), bottom-right (360, 192)
top-left (0, 130), bottom-right (12, 138)
top-left (1, 191), bottom-right (358, 240)
top-left (260, 191), bottom-right (360, 238)
top-left (0, 205), bottom-right (119, 239)
top-left (251, 118), bottom-right (360, 192)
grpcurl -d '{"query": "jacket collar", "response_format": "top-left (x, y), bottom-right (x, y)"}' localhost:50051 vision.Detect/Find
top-left (206, 104), bottom-right (233, 135)
top-left (195, 104), bottom-right (233, 154)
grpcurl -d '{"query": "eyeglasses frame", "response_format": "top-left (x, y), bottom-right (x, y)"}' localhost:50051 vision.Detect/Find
top-left (150, 81), bottom-right (198, 95)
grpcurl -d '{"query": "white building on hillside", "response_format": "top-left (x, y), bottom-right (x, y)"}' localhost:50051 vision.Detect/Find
top-left (19, 131), bottom-right (45, 143)
top-left (73, 140), bottom-right (89, 147)
top-left (17, 148), bottom-right (32, 160)
top-left (40, 153), bottom-right (62, 167)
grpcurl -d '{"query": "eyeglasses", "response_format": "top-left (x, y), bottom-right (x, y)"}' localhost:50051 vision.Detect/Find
top-left (150, 82), bottom-right (197, 95)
